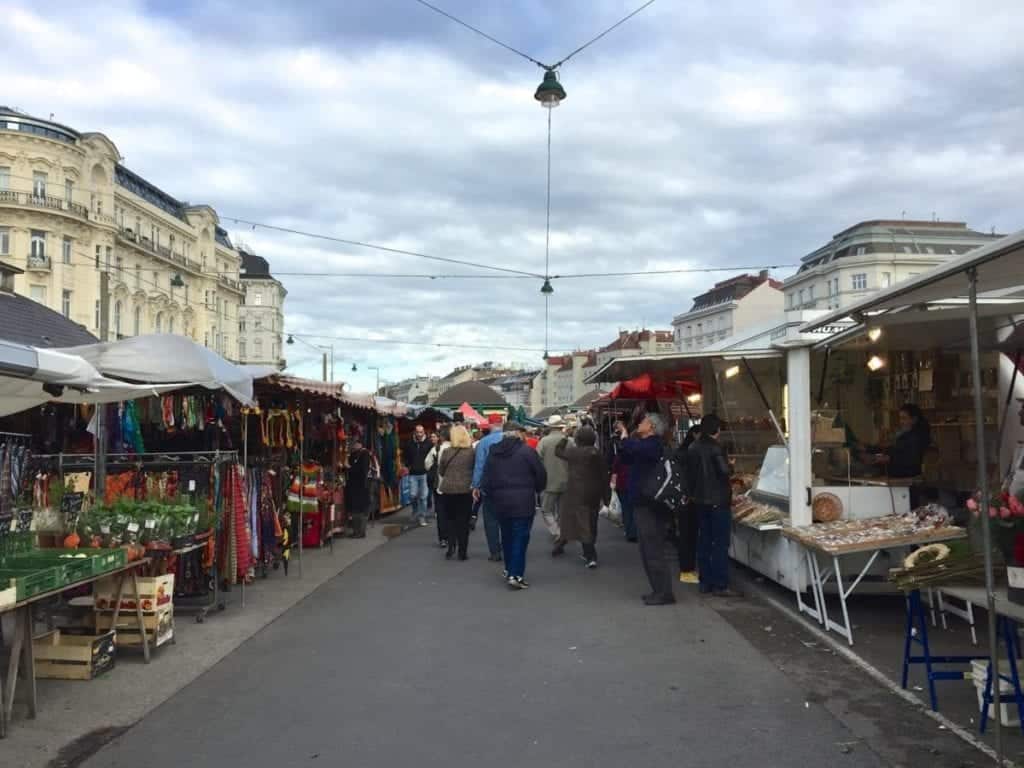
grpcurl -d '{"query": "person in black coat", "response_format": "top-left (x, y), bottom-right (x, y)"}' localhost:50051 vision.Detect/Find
top-left (675, 424), bottom-right (701, 583)
top-left (687, 414), bottom-right (737, 597)
top-left (481, 423), bottom-right (547, 590)
top-left (346, 440), bottom-right (371, 538)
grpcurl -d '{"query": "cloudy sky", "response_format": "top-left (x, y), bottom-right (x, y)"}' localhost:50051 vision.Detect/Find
top-left (4, 0), bottom-right (1023, 389)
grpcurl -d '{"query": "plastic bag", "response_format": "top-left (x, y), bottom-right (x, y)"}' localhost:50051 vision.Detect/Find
top-left (602, 490), bottom-right (623, 524)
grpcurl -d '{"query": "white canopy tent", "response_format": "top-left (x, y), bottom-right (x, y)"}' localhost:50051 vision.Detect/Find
top-left (0, 340), bottom-right (179, 418)
top-left (801, 228), bottom-right (1024, 762)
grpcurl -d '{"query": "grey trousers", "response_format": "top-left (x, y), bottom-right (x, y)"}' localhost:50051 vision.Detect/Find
top-left (541, 491), bottom-right (562, 537)
top-left (636, 502), bottom-right (674, 599)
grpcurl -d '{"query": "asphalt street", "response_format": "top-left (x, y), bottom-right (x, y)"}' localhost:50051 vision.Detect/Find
top-left (82, 520), bottom-right (891, 768)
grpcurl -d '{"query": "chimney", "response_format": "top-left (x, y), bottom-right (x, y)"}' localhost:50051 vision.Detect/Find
top-left (758, 269), bottom-right (769, 281)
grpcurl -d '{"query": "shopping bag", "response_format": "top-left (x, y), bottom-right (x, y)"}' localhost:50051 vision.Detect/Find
top-left (603, 490), bottom-right (623, 524)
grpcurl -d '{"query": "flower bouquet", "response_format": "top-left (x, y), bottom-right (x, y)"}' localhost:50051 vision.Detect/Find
top-left (968, 489), bottom-right (1024, 604)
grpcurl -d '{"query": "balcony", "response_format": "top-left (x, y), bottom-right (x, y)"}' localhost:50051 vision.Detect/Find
top-left (25, 253), bottom-right (51, 272)
top-left (217, 274), bottom-right (243, 293)
top-left (0, 189), bottom-right (90, 220)
top-left (117, 228), bottom-right (200, 275)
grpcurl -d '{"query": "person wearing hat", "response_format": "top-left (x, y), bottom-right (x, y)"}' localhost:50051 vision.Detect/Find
top-left (480, 421), bottom-right (547, 589)
top-left (472, 412), bottom-right (508, 561)
top-left (537, 414), bottom-right (570, 539)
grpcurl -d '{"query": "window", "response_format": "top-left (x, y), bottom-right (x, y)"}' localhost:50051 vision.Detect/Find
top-left (685, 325), bottom-right (692, 338)
top-left (152, 270), bottom-right (158, 289)
top-left (798, 289), bottom-right (805, 307)
top-left (0, 166), bottom-right (9, 190)
top-left (852, 273), bottom-right (867, 291)
top-left (135, 264), bottom-right (142, 289)
top-left (155, 313), bottom-right (163, 333)
top-left (204, 332), bottom-right (209, 348)
top-left (113, 301), bottom-right (122, 337)
top-left (133, 305), bottom-right (141, 335)
top-left (0, 227), bottom-right (9, 255)
top-left (254, 338), bottom-right (263, 357)
top-left (62, 236), bottom-right (72, 264)
top-left (787, 293), bottom-right (794, 310)
top-left (184, 284), bottom-right (189, 304)
top-left (32, 171), bottom-right (47, 198)
top-left (105, 246), bottom-right (112, 272)
top-left (855, 246), bottom-right (866, 256)
top-left (254, 317), bottom-right (262, 330)
top-left (903, 245), bottom-right (912, 254)
top-left (30, 285), bottom-right (46, 304)
top-left (135, 216), bottom-right (141, 236)
top-left (61, 290), bottom-right (71, 318)
top-left (239, 340), bottom-right (247, 358)
top-left (94, 300), bottom-right (100, 330)
top-left (169, 234), bottom-right (175, 252)
top-left (881, 272), bottom-right (892, 288)
top-left (65, 179), bottom-right (73, 204)
top-left (833, 277), bottom-right (839, 297)
top-left (808, 285), bottom-right (815, 302)
top-left (116, 255), bottom-right (123, 275)
top-left (827, 280), bottom-right (833, 297)
top-left (168, 315), bottom-right (175, 334)
top-left (30, 230), bottom-right (46, 262)
top-left (216, 297), bottom-right (221, 316)
top-left (239, 318), bottom-right (246, 332)
top-left (252, 292), bottom-right (262, 306)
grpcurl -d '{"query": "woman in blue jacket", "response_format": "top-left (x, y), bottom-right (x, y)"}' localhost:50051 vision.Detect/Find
top-left (481, 423), bottom-right (548, 590)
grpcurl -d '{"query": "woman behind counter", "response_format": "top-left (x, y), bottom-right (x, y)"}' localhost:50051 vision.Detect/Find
top-left (865, 403), bottom-right (932, 479)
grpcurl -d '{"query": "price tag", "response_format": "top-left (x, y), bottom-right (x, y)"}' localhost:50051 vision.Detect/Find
top-left (9, 517), bottom-right (18, 532)
top-left (116, 515), bottom-right (128, 525)
top-left (100, 524), bottom-right (111, 534)
top-left (1009, 567), bottom-right (1024, 589)
top-left (144, 519), bottom-right (156, 529)
top-left (127, 522), bottom-right (140, 533)
top-left (188, 480), bottom-right (196, 492)
top-left (191, 513), bottom-right (200, 525)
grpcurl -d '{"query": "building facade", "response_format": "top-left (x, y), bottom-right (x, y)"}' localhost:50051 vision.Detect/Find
top-left (783, 220), bottom-right (1003, 312)
top-left (672, 271), bottom-right (783, 351)
top-left (595, 329), bottom-right (675, 370)
top-left (0, 107), bottom-right (245, 359)
top-left (238, 249), bottom-right (286, 368)
top-left (490, 371), bottom-right (540, 410)
top-left (385, 375), bottom-right (442, 405)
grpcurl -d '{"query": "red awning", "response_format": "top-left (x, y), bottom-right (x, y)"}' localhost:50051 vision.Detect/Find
top-left (457, 402), bottom-right (489, 427)
top-left (606, 371), bottom-right (700, 400)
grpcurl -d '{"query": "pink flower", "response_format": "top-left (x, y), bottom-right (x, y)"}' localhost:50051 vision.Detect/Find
top-left (1011, 496), bottom-right (1024, 515)
top-left (1001, 507), bottom-right (1013, 519)
top-left (990, 506), bottom-right (999, 518)
top-left (967, 498), bottom-right (979, 511)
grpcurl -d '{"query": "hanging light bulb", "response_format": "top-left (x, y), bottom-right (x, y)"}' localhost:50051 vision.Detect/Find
top-left (724, 365), bottom-right (741, 379)
top-left (867, 355), bottom-right (886, 372)
top-left (534, 70), bottom-right (566, 108)
top-left (867, 327), bottom-right (883, 343)
top-left (540, 278), bottom-right (554, 294)
top-left (687, 393), bottom-right (703, 404)
top-left (286, 334), bottom-right (295, 345)
top-left (170, 273), bottom-right (185, 288)
top-left (351, 363), bottom-right (358, 372)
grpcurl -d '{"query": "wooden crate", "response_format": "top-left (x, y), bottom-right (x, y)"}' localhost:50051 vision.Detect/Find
top-left (33, 629), bottom-right (116, 680)
top-left (94, 573), bottom-right (174, 613)
top-left (95, 604), bottom-right (174, 648)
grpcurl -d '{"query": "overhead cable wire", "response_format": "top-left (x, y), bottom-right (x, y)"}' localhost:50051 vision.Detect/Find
top-left (289, 331), bottom-right (548, 354)
top-left (223, 264), bottom-right (799, 280)
top-left (550, 0), bottom-right (659, 69)
top-left (411, 0), bottom-right (547, 68)
top-left (223, 216), bottom-right (544, 278)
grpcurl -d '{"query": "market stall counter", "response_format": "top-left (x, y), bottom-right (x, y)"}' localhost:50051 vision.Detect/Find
top-left (0, 557), bottom-right (153, 738)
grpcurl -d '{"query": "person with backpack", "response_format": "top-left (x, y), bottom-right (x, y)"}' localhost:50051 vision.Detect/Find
top-left (618, 412), bottom-right (675, 606)
top-left (686, 414), bottom-right (739, 597)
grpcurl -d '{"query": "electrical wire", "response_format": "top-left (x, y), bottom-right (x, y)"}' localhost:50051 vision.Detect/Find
top-left (223, 216), bottom-right (544, 278)
top-left (550, 0), bottom-right (659, 69)
top-left (411, 0), bottom-right (547, 68)
top-left (289, 331), bottom-right (548, 354)
top-left (220, 264), bottom-right (799, 280)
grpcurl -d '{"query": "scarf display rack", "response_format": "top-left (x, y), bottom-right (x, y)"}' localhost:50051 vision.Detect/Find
top-left (0, 431), bottom-right (31, 516)
top-left (33, 450), bottom-right (247, 619)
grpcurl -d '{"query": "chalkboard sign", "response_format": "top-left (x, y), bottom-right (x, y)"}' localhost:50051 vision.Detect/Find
top-left (62, 492), bottom-right (85, 527)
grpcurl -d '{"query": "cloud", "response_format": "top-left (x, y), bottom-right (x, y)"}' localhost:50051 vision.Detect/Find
top-left (3, 0), bottom-right (1021, 388)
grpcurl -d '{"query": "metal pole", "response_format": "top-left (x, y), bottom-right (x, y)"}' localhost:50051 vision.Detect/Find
top-left (94, 270), bottom-right (110, 498)
top-left (298, 404), bottom-right (304, 578)
top-left (322, 352), bottom-right (327, 383)
top-left (969, 267), bottom-right (1002, 764)
top-left (241, 415), bottom-right (247, 608)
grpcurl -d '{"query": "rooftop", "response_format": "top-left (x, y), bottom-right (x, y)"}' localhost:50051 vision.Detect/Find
top-left (599, 329), bottom-right (674, 353)
top-left (431, 379), bottom-right (509, 407)
top-left (686, 271), bottom-right (782, 313)
top-left (0, 265), bottom-right (98, 347)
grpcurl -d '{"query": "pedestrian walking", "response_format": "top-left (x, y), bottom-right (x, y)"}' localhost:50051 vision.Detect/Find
top-left (472, 413), bottom-right (506, 561)
top-left (425, 426), bottom-right (451, 549)
top-left (537, 415), bottom-right (569, 538)
top-left (345, 439), bottom-right (371, 538)
top-left (437, 425), bottom-right (476, 560)
top-left (552, 425), bottom-right (610, 568)
top-left (402, 423), bottom-right (433, 527)
top-left (676, 424), bottom-right (701, 584)
top-left (481, 422), bottom-right (547, 590)
top-left (687, 414), bottom-right (740, 597)
top-left (618, 413), bottom-right (675, 606)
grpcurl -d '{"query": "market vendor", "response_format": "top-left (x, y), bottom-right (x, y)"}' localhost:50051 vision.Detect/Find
top-left (863, 404), bottom-right (932, 479)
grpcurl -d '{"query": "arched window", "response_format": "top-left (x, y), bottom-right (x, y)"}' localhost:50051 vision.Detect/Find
top-left (113, 301), bottom-right (122, 337)
top-left (155, 312), bottom-right (163, 333)
top-left (168, 315), bottom-right (175, 334)
top-left (133, 305), bottom-right (141, 335)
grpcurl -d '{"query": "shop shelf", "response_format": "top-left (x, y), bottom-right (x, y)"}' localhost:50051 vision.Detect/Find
top-left (0, 566), bottom-right (61, 601)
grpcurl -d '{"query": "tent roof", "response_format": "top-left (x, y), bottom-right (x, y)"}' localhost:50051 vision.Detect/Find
top-left (57, 334), bottom-right (256, 405)
top-left (432, 380), bottom-right (508, 407)
top-left (456, 402), bottom-right (488, 426)
top-left (606, 372), bottom-right (700, 399)
top-left (802, 228), bottom-right (1024, 333)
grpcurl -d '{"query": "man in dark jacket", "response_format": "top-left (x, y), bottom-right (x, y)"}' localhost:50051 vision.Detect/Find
top-left (346, 440), bottom-right (371, 538)
top-left (686, 414), bottom-right (738, 597)
top-left (403, 423), bottom-right (434, 527)
top-left (481, 422), bottom-right (547, 590)
top-left (619, 413), bottom-right (674, 606)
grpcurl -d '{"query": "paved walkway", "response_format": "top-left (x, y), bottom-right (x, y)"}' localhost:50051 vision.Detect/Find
top-left (81, 520), bottom-right (889, 768)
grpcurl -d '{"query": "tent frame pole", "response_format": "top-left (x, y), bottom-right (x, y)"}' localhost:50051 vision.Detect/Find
top-left (969, 267), bottom-right (1002, 765)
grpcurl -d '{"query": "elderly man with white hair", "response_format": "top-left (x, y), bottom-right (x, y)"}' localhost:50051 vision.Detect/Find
top-left (537, 414), bottom-right (570, 538)
top-left (617, 412), bottom-right (675, 606)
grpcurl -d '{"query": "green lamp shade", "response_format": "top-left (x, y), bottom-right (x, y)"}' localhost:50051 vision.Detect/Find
top-left (535, 70), bottom-right (566, 108)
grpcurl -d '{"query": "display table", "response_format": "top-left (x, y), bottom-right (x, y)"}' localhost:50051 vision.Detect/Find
top-left (0, 558), bottom-right (152, 738)
top-left (783, 519), bottom-right (966, 645)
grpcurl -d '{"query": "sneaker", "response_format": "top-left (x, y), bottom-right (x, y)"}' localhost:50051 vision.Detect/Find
top-left (502, 569), bottom-right (509, 579)
top-left (585, 560), bottom-right (598, 569)
top-left (507, 576), bottom-right (521, 590)
top-left (679, 571), bottom-right (699, 584)
top-left (418, 519), bottom-right (428, 528)
top-left (439, 540), bottom-right (448, 549)
top-left (510, 576), bottom-right (529, 589)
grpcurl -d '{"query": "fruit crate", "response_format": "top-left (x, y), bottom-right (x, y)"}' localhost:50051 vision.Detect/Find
top-left (94, 573), bottom-right (173, 613)
top-left (33, 629), bottom-right (117, 680)
top-left (4, 553), bottom-right (94, 586)
top-left (64, 548), bottom-right (127, 576)
top-left (0, 566), bottom-right (61, 601)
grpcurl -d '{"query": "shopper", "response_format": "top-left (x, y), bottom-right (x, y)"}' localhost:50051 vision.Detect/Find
top-left (537, 415), bottom-right (569, 539)
top-left (552, 425), bottom-right (610, 568)
top-left (437, 425), bottom-right (476, 560)
top-left (402, 423), bottom-right (433, 527)
top-left (687, 414), bottom-right (738, 597)
top-left (425, 426), bottom-right (451, 549)
top-left (611, 419), bottom-right (637, 542)
top-left (472, 414), bottom-right (506, 561)
top-left (481, 422), bottom-right (547, 589)
top-left (345, 439), bottom-right (371, 538)
top-left (619, 413), bottom-right (675, 606)
top-left (676, 424), bottom-right (701, 584)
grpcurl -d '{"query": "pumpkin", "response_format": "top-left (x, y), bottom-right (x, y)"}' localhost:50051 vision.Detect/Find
top-left (63, 532), bottom-right (81, 549)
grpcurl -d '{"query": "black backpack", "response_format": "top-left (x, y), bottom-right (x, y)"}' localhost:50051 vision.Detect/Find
top-left (640, 448), bottom-right (688, 511)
